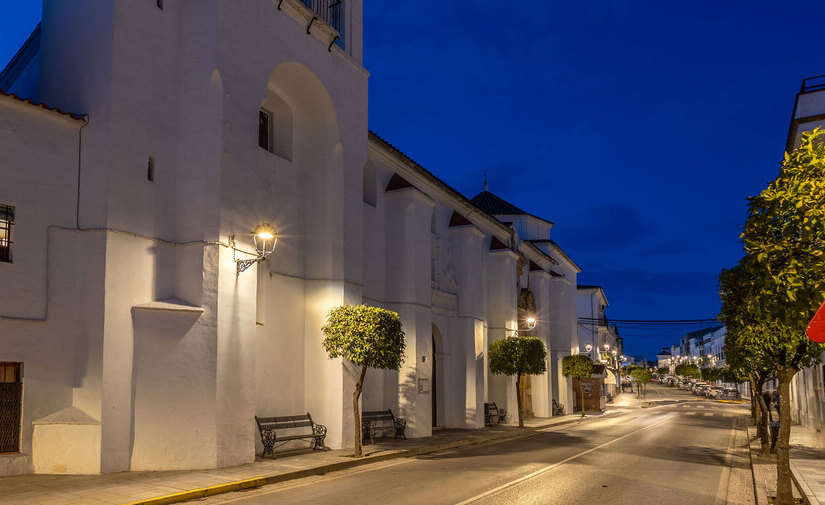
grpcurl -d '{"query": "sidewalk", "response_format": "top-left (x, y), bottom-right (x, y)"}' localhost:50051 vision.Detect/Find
top-left (0, 414), bottom-right (592, 505)
top-left (746, 422), bottom-right (825, 505)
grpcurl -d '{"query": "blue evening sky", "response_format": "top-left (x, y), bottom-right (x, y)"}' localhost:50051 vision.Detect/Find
top-left (2, 1), bottom-right (822, 358)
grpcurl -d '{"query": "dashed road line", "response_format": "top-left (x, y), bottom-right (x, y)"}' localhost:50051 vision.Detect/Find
top-left (454, 415), bottom-right (677, 505)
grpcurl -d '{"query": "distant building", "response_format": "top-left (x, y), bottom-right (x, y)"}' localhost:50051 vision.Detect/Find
top-left (656, 349), bottom-right (672, 372)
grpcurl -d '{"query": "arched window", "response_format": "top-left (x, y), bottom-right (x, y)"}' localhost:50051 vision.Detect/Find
top-left (259, 91), bottom-right (294, 160)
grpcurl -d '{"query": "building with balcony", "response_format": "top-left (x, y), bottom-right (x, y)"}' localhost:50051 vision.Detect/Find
top-left (0, 0), bottom-right (586, 475)
top-left (576, 286), bottom-right (622, 402)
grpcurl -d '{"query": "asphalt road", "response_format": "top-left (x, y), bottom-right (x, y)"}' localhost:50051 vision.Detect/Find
top-left (199, 385), bottom-right (749, 505)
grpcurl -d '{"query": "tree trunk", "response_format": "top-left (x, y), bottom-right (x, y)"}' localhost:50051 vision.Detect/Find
top-left (352, 364), bottom-right (368, 458)
top-left (752, 375), bottom-right (771, 456)
top-left (749, 375), bottom-right (757, 421)
top-left (774, 368), bottom-right (796, 505)
top-left (579, 382), bottom-right (585, 417)
top-left (516, 373), bottom-right (524, 427)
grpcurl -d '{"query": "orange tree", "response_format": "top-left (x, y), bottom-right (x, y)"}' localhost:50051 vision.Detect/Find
top-left (488, 337), bottom-right (547, 427)
top-left (322, 305), bottom-right (405, 458)
top-left (724, 128), bottom-right (825, 504)
top-left (562, 354), bottom-right (594, 417)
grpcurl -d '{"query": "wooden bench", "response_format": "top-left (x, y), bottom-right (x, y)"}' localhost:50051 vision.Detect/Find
top-left (255, 413), bottom-right (327, 458)
top-left (484, 402), bottom-right (506, 425)
top-left (552, 399), bottom-right (565, 416)
top-left (361, 409), bottom-right (406, 444)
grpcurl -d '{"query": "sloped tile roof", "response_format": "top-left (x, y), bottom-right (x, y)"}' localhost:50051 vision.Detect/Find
top-left (469, 191), bottom-right (528, 216)
top-left (0, 92), bottom-right (86, 121)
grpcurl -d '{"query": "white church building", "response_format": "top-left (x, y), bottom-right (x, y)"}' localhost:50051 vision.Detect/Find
top-left (0, 0), bottom-right (583, 475)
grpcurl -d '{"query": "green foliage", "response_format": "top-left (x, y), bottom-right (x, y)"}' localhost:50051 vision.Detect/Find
top-left (725, 127), bottom-right (825, 376)
top-left (321, 305), bottom-right (405, 370)
top-left (742, 128), bottom-right (825, 330)
top-left (719, 129), bottom-right (825, 504)
top-left (701, 367), bottom-right (722, 382)
top-left (719, 366), bottom-right (747, 385)
top-left (630, 368), bottom-right (652, 384)
top-left (674, 363), bottom-right (701, 379)
top-left (489, 337), bottom-right (547, 377)
top-left (562, 354), bottom-right (594, 379)
top-left (657, 367), bottom-right (670, 375)
top-left (624, 365), bottom-right (641, 375)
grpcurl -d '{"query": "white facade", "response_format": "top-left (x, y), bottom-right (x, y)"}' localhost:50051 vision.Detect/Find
top-left (0, 1), bottom-right (586, 476)
top-left (576, 286), bottom-right (622, 396)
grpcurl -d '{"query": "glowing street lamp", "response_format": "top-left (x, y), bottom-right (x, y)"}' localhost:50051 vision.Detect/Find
top-left (236, 223), bottom-right (278, 274)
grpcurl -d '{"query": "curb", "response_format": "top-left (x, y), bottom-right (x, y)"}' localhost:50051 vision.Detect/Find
top-left (120, 416), bottom-right (593, 505)
top-left (745, 422), bottom-right (813, 505)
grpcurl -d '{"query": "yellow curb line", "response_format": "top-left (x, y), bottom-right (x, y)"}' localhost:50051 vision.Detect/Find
top-left (118, 417), bottom-right (592, 505)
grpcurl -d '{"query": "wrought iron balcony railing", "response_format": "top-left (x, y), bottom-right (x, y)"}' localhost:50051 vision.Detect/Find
top-left (299, 0), bottom-right (345, 38)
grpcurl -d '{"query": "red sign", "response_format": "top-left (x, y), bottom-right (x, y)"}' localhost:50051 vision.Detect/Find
top-left (807, 301), bottom-right (825, 343)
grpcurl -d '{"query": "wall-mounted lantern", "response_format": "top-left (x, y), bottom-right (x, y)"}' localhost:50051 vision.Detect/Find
top-left (236, 223), bottom-right (277, 274)
top-left (525, 316), bottom-right (537, 331)
top-left (585, 343), bottom-right (593, 352)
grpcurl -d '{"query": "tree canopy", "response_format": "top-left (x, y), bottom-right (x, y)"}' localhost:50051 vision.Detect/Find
top-left (562, 354), bottom-right (594, 380)
top-left (701, 367), bottom-right (721, 382)
top-left (489, 337), bottom-right (547, 377)
top-left (322, 305), bottom-right (405, 371)
top-left (674, 363), bottom-right (700, 379)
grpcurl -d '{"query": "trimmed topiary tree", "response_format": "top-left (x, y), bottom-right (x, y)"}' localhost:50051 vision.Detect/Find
top-left (562, 354), bottom-right (594, 417)
top-left (321, 305), bottom-right (405, 458)
top-left (630, 368), bottom-right (653, 398)
top-left (674, 363), bottom-right (701, 379)
top-left (701, 367), bottom-right (722, 382)
top-left (488, 337), bottom-right (547, 427)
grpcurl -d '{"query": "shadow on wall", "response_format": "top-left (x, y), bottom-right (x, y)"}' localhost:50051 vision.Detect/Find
top-left (130, 308), bottom-right (202, 470)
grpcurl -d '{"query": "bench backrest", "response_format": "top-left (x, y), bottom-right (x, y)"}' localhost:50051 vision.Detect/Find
top-left (256, 413), bottom-right (315, 432)
top-left (485, 402), bottom-right (499, 414)
top-left (362, 410), bottom-right (394, 422)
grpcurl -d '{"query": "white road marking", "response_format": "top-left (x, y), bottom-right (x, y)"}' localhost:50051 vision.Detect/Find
top-left (685, 412), bottom-right (697, 416)
top-left (704, 412), bottom-right (714, 417)
top-left (453, 414), bottom-right (676, 505)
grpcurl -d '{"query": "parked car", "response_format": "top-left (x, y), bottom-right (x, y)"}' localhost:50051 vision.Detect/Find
top-left (720, 388), bottom-right (742, 400)
top-left (706, 386), bottom-right (724, 399)
top-left (692, 383), bottom-right (709, 395)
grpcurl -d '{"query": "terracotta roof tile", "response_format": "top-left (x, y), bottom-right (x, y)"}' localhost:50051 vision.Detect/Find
top-left (0, 91), bottom-right (86, 121)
